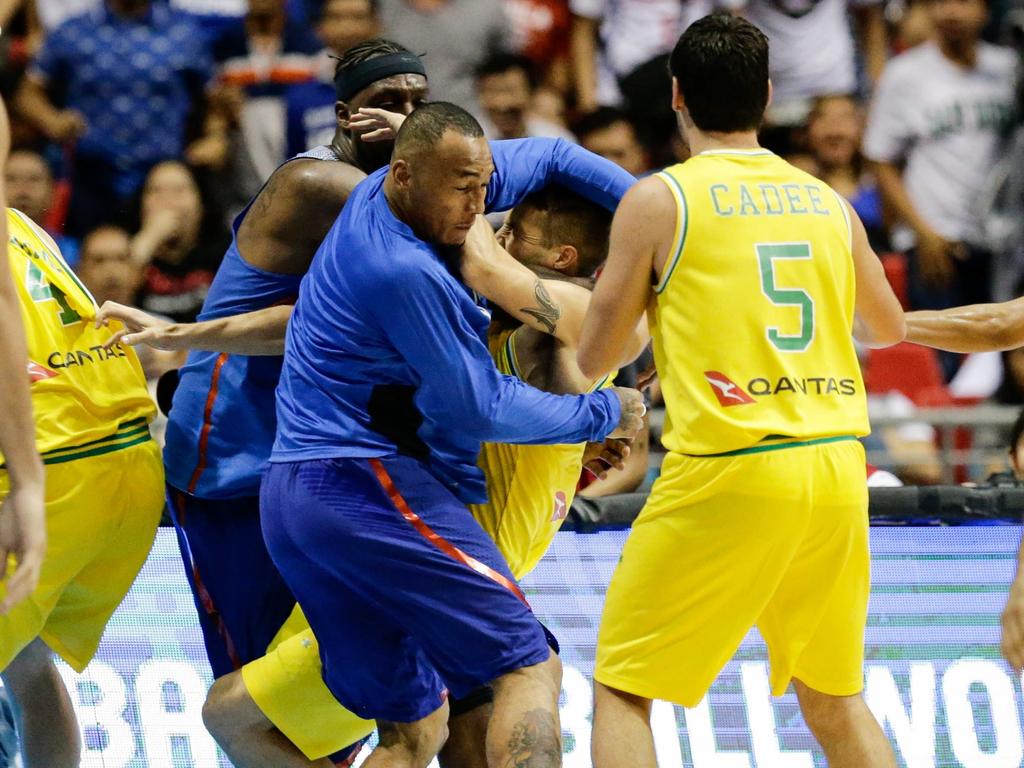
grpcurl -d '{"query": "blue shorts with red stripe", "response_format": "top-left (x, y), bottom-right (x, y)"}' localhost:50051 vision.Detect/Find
top-left (260, 455), bottom-right (552, 723)
top-left (168, 487), bottom-right (296, 679)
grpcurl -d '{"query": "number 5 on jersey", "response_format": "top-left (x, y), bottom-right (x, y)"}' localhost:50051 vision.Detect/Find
top-left (757, 243), bottom-right (814, 353)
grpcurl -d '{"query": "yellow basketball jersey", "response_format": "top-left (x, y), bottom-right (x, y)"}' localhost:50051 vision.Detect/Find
top-left (652, 150), bottom-right (868, 456)
top-left (4, 208), bottom-right (154, 462)
top-left (470, 328), bottom-right (609, 580)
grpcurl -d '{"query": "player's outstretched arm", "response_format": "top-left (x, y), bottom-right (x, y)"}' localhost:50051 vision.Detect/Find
top-left (96, 302), bottom-right (293, 356)
top-left (905, 299), bottom-right (1024, 353)
top-left (578, 176), bottom-right (669, 380)
top-left (848, 199), bottom-right (906, 348)
top-left (460, 217), bottom-right (648, 368)
top-left (0, 97), bottom-right (46, 614)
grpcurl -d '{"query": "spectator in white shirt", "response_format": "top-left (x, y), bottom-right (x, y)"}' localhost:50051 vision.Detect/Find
top-left (737, 0), bottom-right (888, 150)
top-left (569, 0), bottom-right (710, 111)
top-left (864, 0), bottom-right (1015, 311)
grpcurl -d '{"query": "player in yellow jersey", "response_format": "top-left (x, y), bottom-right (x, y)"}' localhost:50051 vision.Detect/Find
top-left (0, 96), bottom-right (47, 618)
top-left (97, 186), bottom-right (646, 767)
top-left (0, 196), bottom-right (164, 765)
top-left (577, 15), bottom-right (906, 768)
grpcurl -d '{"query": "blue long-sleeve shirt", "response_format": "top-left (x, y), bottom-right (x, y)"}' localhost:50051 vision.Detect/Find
top-left (271, 138), bottom-right (634, 502)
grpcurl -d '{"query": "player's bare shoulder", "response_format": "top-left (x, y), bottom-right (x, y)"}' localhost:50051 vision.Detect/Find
top-left (237, 157), bottom-right (368, 275)
top-left (615, 173), bottom-right (678, 276)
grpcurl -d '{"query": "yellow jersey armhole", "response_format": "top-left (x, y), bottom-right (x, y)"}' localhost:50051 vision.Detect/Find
top-left (504, 327), bottom-right (526, 380)
top-left (832, 189), bottom-right (853, 253)
top-left (653, 172), bottom-right (688, 295)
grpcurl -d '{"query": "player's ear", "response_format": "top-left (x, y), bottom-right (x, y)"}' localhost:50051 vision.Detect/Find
top-left (765, 79), bottom-right (773, 111)
top-left (391, 158), bottom-right (412, 189)
top-left (336, 101), bottom-right (351, 130)
top-left (554, 244), bottom-right (579, 273)
top-left (671, 77), bottom-right (684, 113)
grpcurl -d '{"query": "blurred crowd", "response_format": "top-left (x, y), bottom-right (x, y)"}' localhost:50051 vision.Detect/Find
top-left (1, 0), bottom-right (1023, 484)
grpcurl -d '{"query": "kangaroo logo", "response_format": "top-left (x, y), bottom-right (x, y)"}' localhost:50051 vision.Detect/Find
top-left (704, 371), bottom-right (756, 407)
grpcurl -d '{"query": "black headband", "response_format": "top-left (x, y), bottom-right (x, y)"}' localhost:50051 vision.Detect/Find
top-left (334, 52), bottom-right (427, 102)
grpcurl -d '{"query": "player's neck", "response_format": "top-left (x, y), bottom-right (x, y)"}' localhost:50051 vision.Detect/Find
top-left (686, 129), bottom-right (762, 157)
top-left (938, 37), bottom-right (979, 68)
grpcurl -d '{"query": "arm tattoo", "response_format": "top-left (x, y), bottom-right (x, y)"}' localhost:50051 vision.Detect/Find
top-left (520, 280), bottom-right (561, 335)
top-left (504, 708), bottom-right (561, 767)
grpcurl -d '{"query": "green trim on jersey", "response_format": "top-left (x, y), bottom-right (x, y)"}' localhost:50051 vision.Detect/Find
top-left (689, 434), bottom-right (857, 458)
top-left (654, 171), bottom-right (688, 295)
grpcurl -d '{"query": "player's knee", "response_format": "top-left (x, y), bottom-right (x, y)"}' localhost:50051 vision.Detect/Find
top-left (3, 639), bottom-right (57, 691)
top-left (378, 700), bottom-right (450, 767)
top-left (202, 673), bottom-right (255, 745)
top-left (593, 680), bottom-right (651, 718)
top-left (794, 680), bottom-right (865, 738)
top-left (495, 650), bottom-right (562, 702)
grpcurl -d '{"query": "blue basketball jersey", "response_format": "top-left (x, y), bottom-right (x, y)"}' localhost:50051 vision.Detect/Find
top-left (164, 147), bottom-right (338, 498)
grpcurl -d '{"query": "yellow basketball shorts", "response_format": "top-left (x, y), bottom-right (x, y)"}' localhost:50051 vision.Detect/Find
top-left (595, 437), bottom-right (870, 706)
top-left (0, 438), bottom-right (165, 672)
top-left (241, 604), bottom-right (375, 760)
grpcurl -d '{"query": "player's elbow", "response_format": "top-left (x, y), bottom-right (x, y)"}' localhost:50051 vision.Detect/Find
top-left (858, 311), bottom-right (906, 349)
top-left (577, 345), bottom-right (607, 382)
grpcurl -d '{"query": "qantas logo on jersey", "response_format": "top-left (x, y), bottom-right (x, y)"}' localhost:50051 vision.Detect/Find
top-left (45, 344), bottom-right (130, 370)
top-left (27, 360), bottom-right (59, 382)
top-left (551, 490), bottom-right (569, 522)
top-left (705, 370), bottom-right (859, 406)
top-left (704, 371), bottom-right (756, 406)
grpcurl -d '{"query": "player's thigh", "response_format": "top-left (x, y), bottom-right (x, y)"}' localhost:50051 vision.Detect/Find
top-left (354, 456), bottom-right (553, 699)
top-left (0, 452), bottom-right (129, 671)
top-left (595, 451), bottom-right (813, 706)
top-left (758, 440), bottom-right (870, 697)
top-left (41, 441), bottom-right (165, 671)
top-left (263, 456), bottom-right (550, 703)
top-left (259, 459), bottom-right (448, 723)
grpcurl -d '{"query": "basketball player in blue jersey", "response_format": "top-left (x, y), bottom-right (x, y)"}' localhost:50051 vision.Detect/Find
top-left (261, 102), bottom-right (642, 767)
top-left (161, 37), bottom-right (426, 681)
top-left (146, 38), bottom-right (429, 767)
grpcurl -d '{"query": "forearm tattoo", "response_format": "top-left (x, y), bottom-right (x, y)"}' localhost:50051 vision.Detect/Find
top-left (520, 280), bottom-right (561, 335)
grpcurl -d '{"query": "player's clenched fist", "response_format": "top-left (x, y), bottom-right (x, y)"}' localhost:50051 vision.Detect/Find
top-left (607, 387), bottom-right (645, 439)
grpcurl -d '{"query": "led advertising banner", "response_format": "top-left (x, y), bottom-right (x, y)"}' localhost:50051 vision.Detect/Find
top-left (14, 526), bottom-right (1022, 768)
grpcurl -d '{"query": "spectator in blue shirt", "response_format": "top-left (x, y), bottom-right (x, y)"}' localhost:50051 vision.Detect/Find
top-left (15, 0), bottom-right (213, 237)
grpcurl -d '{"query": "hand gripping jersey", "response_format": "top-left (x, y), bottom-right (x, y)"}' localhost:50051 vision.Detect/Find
top-left (3, 208), bottom-right (154, 463)
top-left (651, 150), bottom-right (869, 456)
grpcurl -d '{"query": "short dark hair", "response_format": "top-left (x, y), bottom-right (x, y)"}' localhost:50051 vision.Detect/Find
top-left (475, 53), bottom-right (537, 90)
top-left (393, 101), bottom-right (484, 157)
top-left (333, 37), bottom-right (413, 80)
top-left (669, 13), bottom-right (770, 133)
top-left (513, 185), bottom-right (613, 277)
top-left (571, 107), bottom-right (637, 143)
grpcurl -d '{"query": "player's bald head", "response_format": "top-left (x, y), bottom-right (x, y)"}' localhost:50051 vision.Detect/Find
top-left (387, 102), bottom-right (493, 246)
top-left (392, 101), bottom-right (485, 164)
